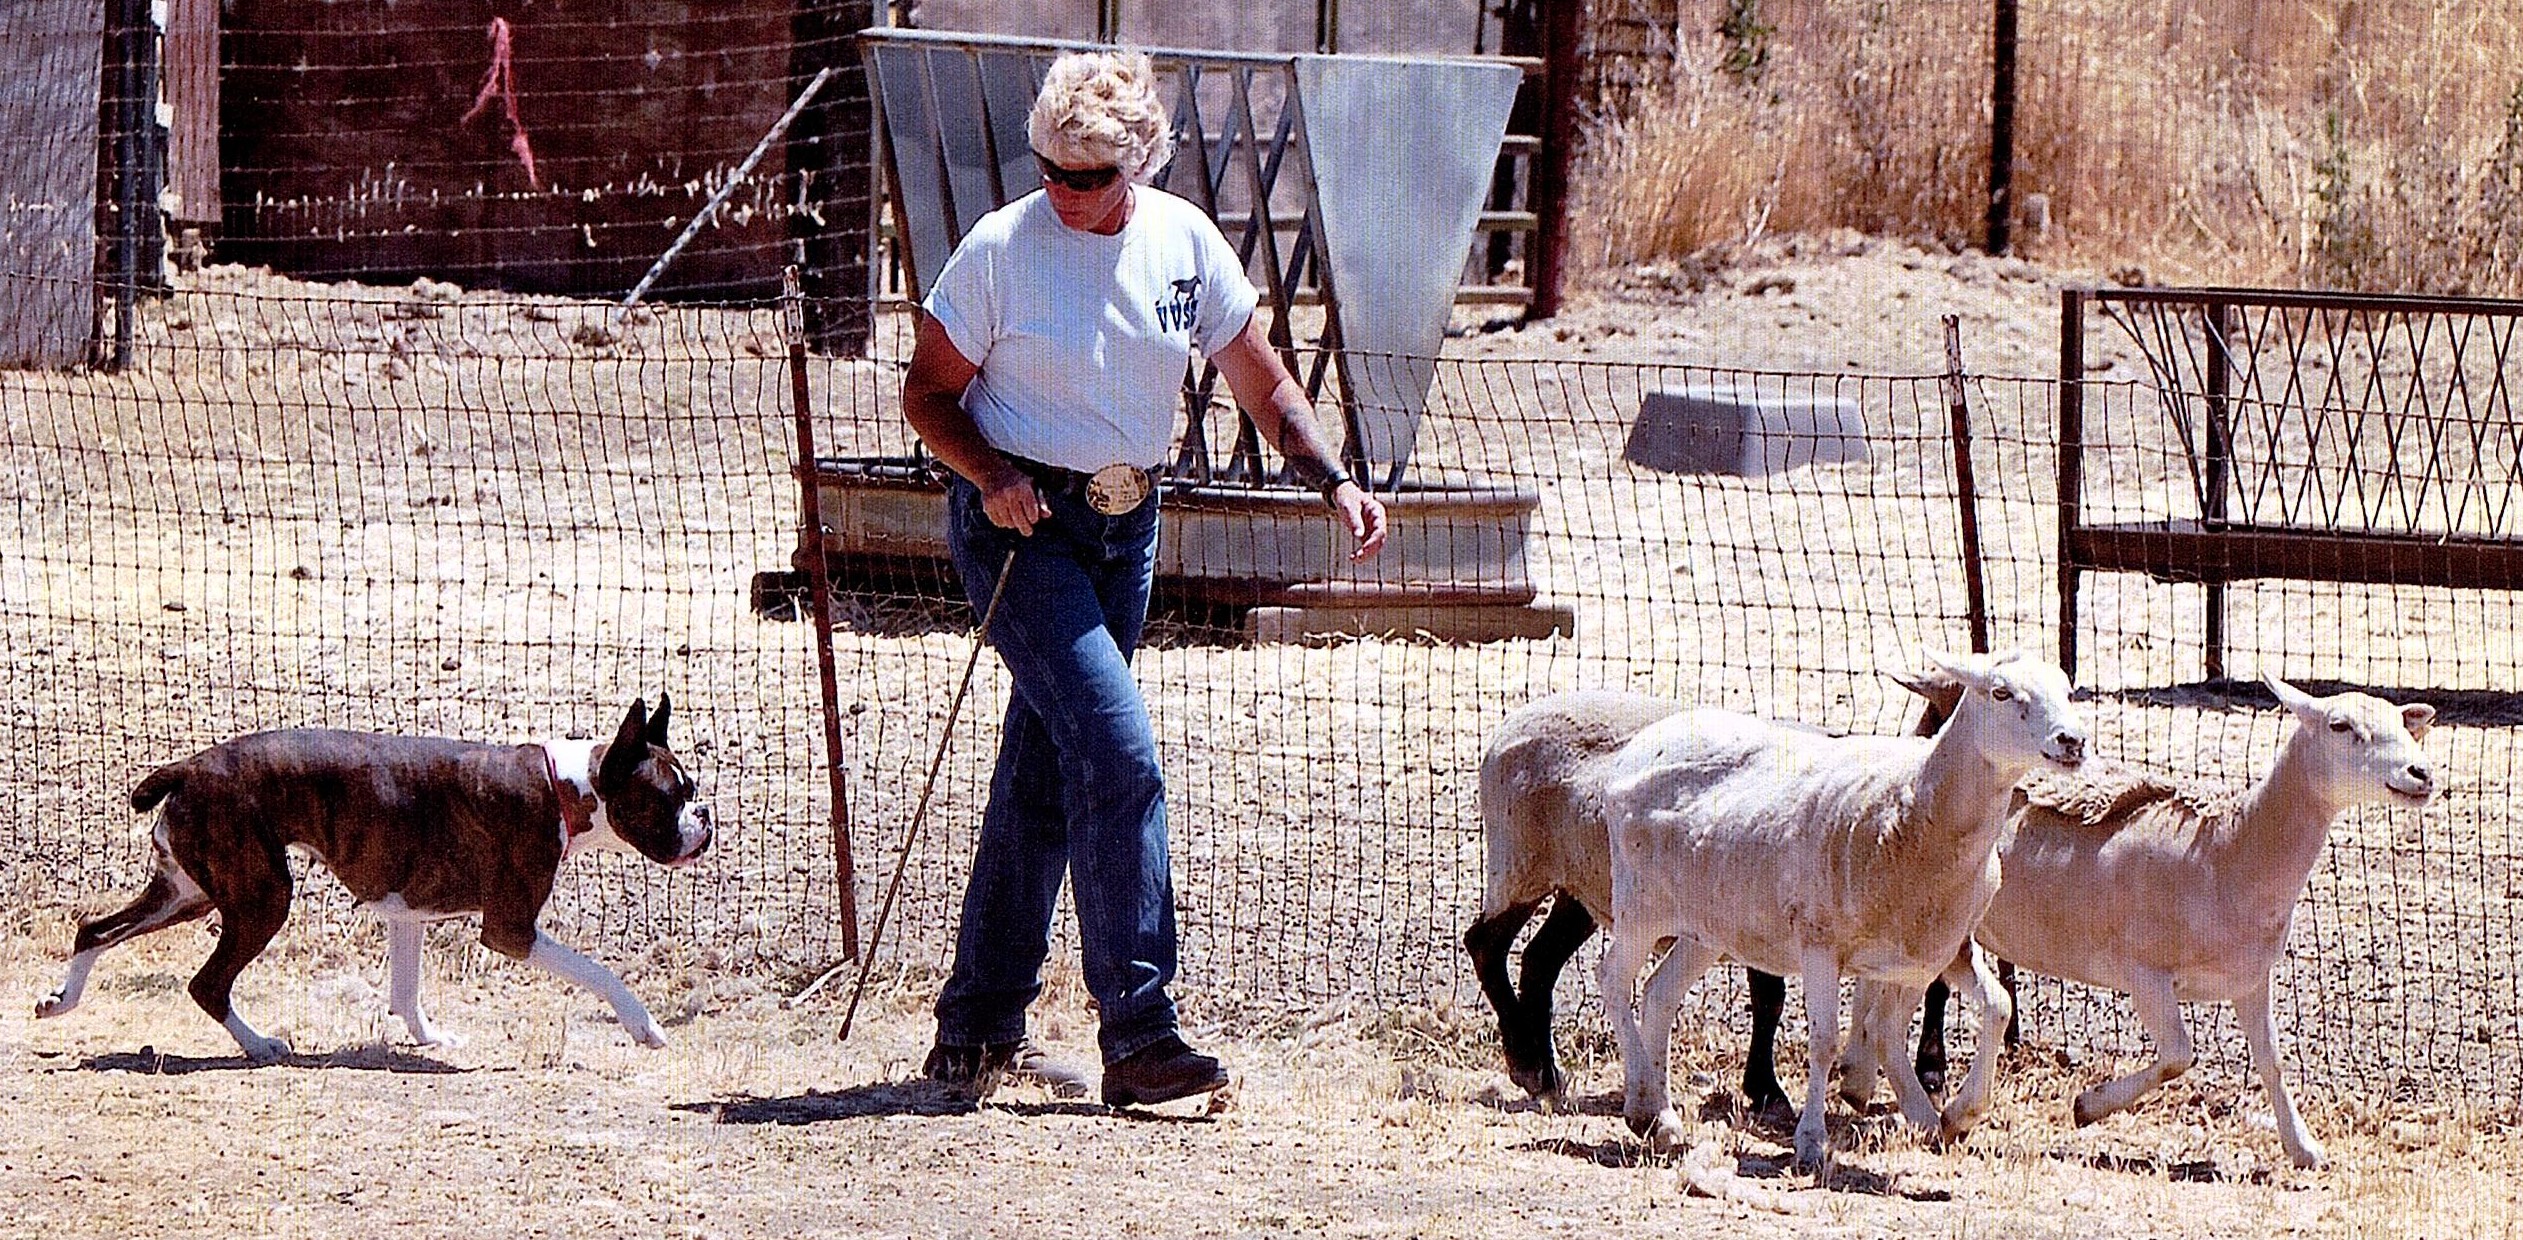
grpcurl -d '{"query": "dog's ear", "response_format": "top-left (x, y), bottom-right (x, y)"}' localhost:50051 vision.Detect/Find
top-left (603, 698), bottom-right (650, 782)
top-left (646, 691), bottom-right (672, 747)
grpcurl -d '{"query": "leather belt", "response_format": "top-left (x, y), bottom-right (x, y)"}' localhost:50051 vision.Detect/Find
top-left (1006, 455), bottom-right (1157, 515)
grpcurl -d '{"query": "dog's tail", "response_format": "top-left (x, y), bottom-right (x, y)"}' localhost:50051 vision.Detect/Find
top-left (129, 761), bottom-right (187, 813)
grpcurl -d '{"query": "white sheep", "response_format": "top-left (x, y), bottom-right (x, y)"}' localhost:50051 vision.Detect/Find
top-left (1592, 649), bottom-right (2088, 1166)
top-left (1840, 674), bottom-right (2438, 1169)
top-left (1466, 691), bottom-right (1687, 1103)
top-left (1466, 681), bottom-right (1951, 1110)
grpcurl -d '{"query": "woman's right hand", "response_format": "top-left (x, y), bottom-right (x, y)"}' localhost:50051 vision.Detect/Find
top-left (980, 471), bottom-right (1051, 535)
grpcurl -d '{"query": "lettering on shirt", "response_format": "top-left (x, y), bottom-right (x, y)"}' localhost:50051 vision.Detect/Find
top-left (1155, 275), bottom-right (1202, 334)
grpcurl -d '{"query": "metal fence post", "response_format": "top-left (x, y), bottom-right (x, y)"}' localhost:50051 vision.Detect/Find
top-left (1945, 316), bottom-right (1993, 654)
top-left (785, 268), bottom-right (860, 961)
top-left (1987, 0), bottom-right (2018, 256)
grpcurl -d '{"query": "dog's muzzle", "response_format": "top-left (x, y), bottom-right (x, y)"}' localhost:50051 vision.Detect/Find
top-left (673, 804), bottom-right (714, 865)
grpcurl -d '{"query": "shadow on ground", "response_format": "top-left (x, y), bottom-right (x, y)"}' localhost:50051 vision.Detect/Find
top-left (681, 1080), bottom-right (1218, 1127)
top-left (66, 1044), bottom-right (466, 1075)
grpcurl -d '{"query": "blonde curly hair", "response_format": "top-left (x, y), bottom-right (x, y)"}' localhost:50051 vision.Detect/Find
top-left (1027, 50), bottom-right (1176, 185)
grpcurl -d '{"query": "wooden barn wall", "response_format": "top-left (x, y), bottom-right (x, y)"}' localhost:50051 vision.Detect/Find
top-left (164, 0), bottom-right (220, 225)
top-left (0, 0), bottom-right (103, 367)
top-left (219, 1), bottom-right (802, 299)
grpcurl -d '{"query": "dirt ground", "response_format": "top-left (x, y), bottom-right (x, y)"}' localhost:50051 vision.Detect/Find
top-left (6, 907), bottom-right (2519, 1240)
top-left (4, 239), bottom-right (2519, 1237)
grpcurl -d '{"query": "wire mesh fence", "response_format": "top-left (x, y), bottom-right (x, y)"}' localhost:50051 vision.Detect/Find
top-left (2, 270), bottom-right (2517, 1115)
top-left (0, 268), bottom-right (845, 965)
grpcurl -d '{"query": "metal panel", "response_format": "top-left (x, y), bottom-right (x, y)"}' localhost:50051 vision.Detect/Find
top-left (862, 28), bottom-right (1523, 484)
top-left (975, 51), bottom-right (1047, 204)
top-left (0, 0), bottom-right (103, 368)
top-left (870, 42), bottom-right (956, 298)
top-left (924, 47), bottom-right (1001, 242)
top-left (1294, 53), bottom-right (1520, 476)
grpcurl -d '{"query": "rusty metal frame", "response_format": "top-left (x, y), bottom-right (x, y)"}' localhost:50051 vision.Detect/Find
top-left (858, 26), bottom-right (1526, 489)
top-left (2058, 285), bottom-right (2523, 680)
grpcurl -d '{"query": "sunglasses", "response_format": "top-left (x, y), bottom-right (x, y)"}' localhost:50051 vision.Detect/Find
top-left (1035, 152), bottom-right (1122, 192)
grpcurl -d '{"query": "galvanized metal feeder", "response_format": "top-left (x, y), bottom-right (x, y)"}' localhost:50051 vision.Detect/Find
top-left (803, 29), bottom-right (1560, 642)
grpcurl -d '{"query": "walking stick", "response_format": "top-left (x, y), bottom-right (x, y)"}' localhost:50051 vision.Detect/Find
top-left (830, 545), bottom-right (1020, 1040)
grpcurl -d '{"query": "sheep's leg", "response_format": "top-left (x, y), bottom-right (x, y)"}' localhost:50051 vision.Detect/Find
top-left (1914, 976), bottom-right (1951, 1093)
top-left (1793, 948), bottom-right (1843, 1170)
top-left (1464, 898), bottom-right (1546, 1095)
top-left (1936, 942), bottom-right (2013, 1141)
top-left (1630, 937), bottom-right (1719, 1152)
top-left (1865, 981), bottom-right (1944, 1136)
top-left (2236, 978), bottom-right (2326, 1169)
top-left (1597, 922), bottom-right (1658, 1135)
top-left (1835, 978), bottom-right (1896, 1110)
top-left (1742, 969), bottom-right (1791, 1114)
top-left (1512, 896), bottom-right (1597, 1106)
top-left (2073, 967), bottom-right (2190, 1127)
top-left (1996, 958), bottom-right (2023, 1049)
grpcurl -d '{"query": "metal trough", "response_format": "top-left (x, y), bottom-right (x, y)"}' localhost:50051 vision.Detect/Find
top-left (801, 457), bottom-right (1538, 610)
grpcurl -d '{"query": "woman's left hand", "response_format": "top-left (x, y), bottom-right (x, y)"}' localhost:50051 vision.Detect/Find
top-left (1332, 482), bottom-right (1387, 561)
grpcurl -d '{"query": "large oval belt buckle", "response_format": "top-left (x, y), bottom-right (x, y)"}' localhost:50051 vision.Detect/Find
top-left (1085, 463), bottom-right (1153, 515)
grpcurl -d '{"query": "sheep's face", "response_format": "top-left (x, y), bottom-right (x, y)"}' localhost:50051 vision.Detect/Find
top-left (1923, 648), bottom-right (2088, 772)
top-left (2265, 676), bottom-right (2438, 806)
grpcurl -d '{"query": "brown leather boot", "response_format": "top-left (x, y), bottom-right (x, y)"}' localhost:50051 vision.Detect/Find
top-left (1100, 1035), bottom-right (1230, 1107)
top-left (923, 1036), bottom-right (1091, 1100)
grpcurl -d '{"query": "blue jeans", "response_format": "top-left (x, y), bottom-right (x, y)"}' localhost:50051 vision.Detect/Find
top-left (933, 475), bottom-right (1179, 1064)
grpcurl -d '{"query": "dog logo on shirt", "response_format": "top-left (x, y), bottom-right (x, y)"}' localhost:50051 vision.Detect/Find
top-left (1156, 276), bottom-right (1201, 334)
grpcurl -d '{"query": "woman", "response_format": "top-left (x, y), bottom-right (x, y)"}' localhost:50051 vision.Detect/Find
top-left (901, 49), bottom-right (1386, 1108)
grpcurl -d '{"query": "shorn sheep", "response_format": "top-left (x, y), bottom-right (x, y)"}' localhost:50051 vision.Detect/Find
top-left (1838, 674), bottom-right (2439, 1169)
top-left (1464, 691), bottom-right (1682, 1104)
top-left (1465, 678), bottom-right (1954, 1111)
top-left (1592, 649), bottom-right (2087, 1166)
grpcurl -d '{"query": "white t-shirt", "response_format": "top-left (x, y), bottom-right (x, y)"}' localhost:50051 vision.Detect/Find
top-left (922, 187), bottom-right (1261, 473)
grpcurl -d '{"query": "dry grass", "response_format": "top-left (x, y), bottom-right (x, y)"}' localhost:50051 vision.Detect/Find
top-left (5, 908), bottom-right (2519, 1239)
top-left (4, 255), bottom-right (2518, 1234)
top-left (1576, 0), bottom-right (2523, 294)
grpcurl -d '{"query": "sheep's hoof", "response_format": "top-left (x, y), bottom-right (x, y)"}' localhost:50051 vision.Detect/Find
top-left (1645, 1110), bottom-right (1688, 1154)
top-left (2071, 1092), bottom-right (2107, 1127)
top-left (1626, 1105), bottom-right (1686, 1151)
top-left (1937, 1102), bottom-right (1983, 1145)
top-left (1792, 1121), bottom-right (1831, 1171)
top-left (1507, 1060), bottom-right (1561, 1102)
top-left (1744, 1089), bottom-right (1794, 1123)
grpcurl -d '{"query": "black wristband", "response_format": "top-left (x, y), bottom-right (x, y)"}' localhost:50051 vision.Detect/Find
top-left (1315, 468), bottom-right (1353, 508)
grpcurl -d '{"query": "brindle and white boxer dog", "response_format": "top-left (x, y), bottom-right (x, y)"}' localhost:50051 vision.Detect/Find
top-left (36, 695), bottom-right (711, 1061)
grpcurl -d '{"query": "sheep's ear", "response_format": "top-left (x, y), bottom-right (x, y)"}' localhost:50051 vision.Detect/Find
top-left (1919, 647), bottom-right (1990, 689)
top-left (1889, 668), bottom-right (1967, 719)
top-left (2400, 702), bottom-right (2436, 739)
top-left (2262, 673), bottom-right (2322, 722)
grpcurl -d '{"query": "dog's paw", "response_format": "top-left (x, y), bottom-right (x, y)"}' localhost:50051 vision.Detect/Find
top-left (409, 1023), bottom-right (467, 1051)
top-left (239, 1035), bottom-right (293, 1064)
top-left (629, 1019), bottom-right (669, 1049)
top-left (34, 991), bottom-right (73, 1019)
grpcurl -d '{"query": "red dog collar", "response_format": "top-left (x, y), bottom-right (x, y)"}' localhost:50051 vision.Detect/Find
top-left (542, 745), bottom-right (599, 846)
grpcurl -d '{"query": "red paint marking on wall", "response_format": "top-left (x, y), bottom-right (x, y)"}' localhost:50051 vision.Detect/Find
top-left (460, 16), bottom-right (540, 190)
